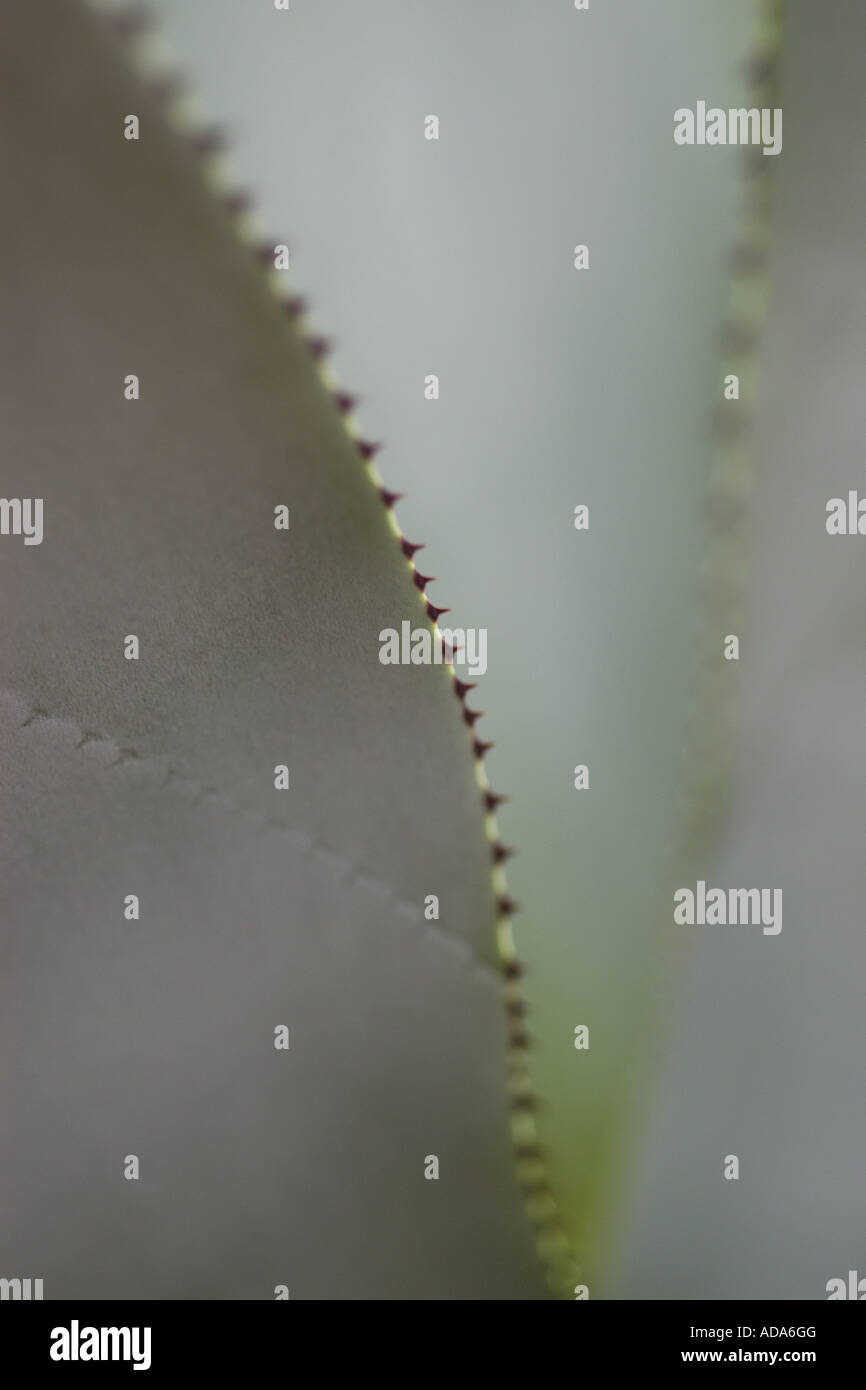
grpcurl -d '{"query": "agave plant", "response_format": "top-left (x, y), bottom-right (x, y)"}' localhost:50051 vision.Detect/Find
top-left (3, 0), bottom-right (863, 1303)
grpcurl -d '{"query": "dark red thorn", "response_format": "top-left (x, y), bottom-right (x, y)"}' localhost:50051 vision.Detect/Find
top-left (151, 73), bottom-right (185, 103)
top-left (412, 571), bottom-right (435, 591)
top-left (502, 959), bottom-right (525, 980)
top-left (505, 998), bottom-right (527, 1019)
top-left (514, 1144), bottom-right (542, 1167)
top-left (426, 602), bottom-right (450, 622)
top-left (334, 392), bottom-right (357, 415)
top-left (462, 705), bottom-right (484, 728)
top-left (493, 843), bottom-right (516, 864)
top-left (306, 336), bottom-right (332, 360)
top-left (284, 296), bottom-right (308, 319)
top-left (484, 790), bottom-right (508, 812)
top-left (497, 895), bottom-right (521, 917)
top-left (472, 738), bottom-right (494, 758)
top-left (358, 440), bottom-right (382, 460)
top-left (453, 678), bottom-right (476, 699)
top-left (255, 242), bottom-right (279, 264)
top-left (223, 190), bottom-right (250, 216)
top-left (509, 1035), bottom-right (533, 1057)
top-left (191, 126), bottom-right (225, 156)
top-left (743, 52), bottom-right (776, 86)
top-left (380, 489), bottom-right (402, 509)
top-left (511, 1094), bottom-right (536, 1113)
top-left (401, 539), bottom-right (425, 559)
top-left (111, 5), bottom-right (152, 38)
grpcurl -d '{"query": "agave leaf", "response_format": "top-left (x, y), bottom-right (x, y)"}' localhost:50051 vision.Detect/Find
top-left (616, 0), bottom-right (866, 1297)
top-left (0, 0), bottom-right (547, 1298)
